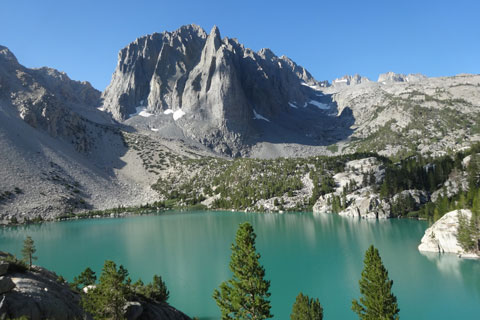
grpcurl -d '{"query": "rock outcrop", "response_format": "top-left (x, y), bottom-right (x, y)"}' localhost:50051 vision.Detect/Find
top-left (0, 276), bottom-right (15, 294)
top-left (392, 189), bottom-right (429, 206)
top-left (0, 252), bottom-right (191, 320)
top-left (418, 209), bottom-right (479, 258)
top-left (313, 157), bottom-right (390, 219)
top-left (312, 157), bottom-right (434, 219)
top-left (339, 191), bottom-right (391, 219)
top-left (0, 262), bottom-right (8, 276)
top-left (0, 261), bottom-right (89, 319)
top-left (313, 187), bottom-right (392, 219)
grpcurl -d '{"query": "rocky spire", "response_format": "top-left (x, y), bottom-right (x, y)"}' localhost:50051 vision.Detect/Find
top-left (203, 25), bottom-right (222, 58)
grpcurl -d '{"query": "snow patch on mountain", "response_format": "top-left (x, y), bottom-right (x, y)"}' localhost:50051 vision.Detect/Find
top-left (173, 109), bottom-right (186, 121)
top-left (163, 109), bottom-right (185, 121)
top-left (130, 107), bottom-right (153, 118)
top-left (253, 109), bottom-right (270, 122)
top-left (308, 100), bottom-right (330, 110)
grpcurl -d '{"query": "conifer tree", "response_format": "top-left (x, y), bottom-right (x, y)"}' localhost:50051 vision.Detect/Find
top-left (213, 222), bottom-right (272, 320)
top-left (457, 211), bottom-right (480, 252)
top-left (72, 267), bottom-right (97, 291)
top-left (82, 260), bottom-right (129, 320)
top-left (134, 275), bottom-right (170, 302)
top-left (352, 245), bottom-right (399, 320)
top-left (290, 292), bottom-right (323, 320)
top-left (21, 236), bottom-right (37, 269)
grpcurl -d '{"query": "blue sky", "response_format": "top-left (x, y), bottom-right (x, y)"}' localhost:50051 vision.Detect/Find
top-left (1, 0), bottom-right (479, 90)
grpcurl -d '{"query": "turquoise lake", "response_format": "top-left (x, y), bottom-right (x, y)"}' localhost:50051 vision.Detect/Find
top-left (0, 211), bottom-right (479, 319)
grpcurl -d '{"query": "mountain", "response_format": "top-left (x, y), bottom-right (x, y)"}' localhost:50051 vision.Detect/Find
top-left (1, 25), bottom-right (480, 220)
top-left (0, 45), bottom-right (188, 221)
top-left (102, 25), bottom-right (480, 159)
top-left (324, 73), bottom-right (480, 157)
top-left (0, 45), bottom-right (109, 152)
top-left (102, 24), bottom-right (352, 156)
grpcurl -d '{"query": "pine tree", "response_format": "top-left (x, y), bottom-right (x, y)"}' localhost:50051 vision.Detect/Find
top-left (290, 292), bottom-right (323, 320)
top-left (72, 267), bottom-right (97, 291)
top-left (135, 274), bottom-right (170, 303)
top-left (352, 245), bottom-right (399, 320)
top-left (379, 181), bottom-right (389, 199)
top-left (457, 211), bottom-right (480, 252)
top-left (213, 222), bottom-right (272, 320)
top-left (21, 236), bottom-right (37, 269)
top-left (471, 189), bottom-right (480, 216)
top-left (82, 260), bottom-right (130, 320)
top-left (457, 212), bottom-right (475, 251)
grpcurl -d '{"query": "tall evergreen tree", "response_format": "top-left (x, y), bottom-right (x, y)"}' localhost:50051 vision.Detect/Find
top-left (290, 292), bottom-right (323, 320)
top-left (82, 260), bottom-right (129, 320)
top-left (213, 222), bottom-right (272, 320)
top-left (21, 236), bottom-right (37, 269)
top-left (457, 211), bottom-right (480, 252)
top-left (457, 212), bottom-right (476, 251)
top-left (352, 245), bottom-right (399, 320)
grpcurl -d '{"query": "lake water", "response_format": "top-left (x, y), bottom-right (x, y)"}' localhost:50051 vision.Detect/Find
top-left (1, 211), bottom-right (479, 319)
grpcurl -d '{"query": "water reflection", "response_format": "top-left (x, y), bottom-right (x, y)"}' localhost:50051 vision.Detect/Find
top-left (420, 251), bottom-right (480, 296)
top-left (420, 251), bottom-right (463, 277)
top-left (0, 211), bottom-right (478, 320)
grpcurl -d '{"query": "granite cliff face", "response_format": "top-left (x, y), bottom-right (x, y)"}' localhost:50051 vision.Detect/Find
top-left (102, 24), bottom-right (346, 155)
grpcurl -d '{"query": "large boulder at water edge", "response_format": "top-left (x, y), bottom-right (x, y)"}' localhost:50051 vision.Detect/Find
top-left (418, 209), bottom-right (479, 258)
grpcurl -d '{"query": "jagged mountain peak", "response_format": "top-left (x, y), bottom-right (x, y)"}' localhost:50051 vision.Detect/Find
top-left (101, 24), bottom-right (344, 155)
top-left (205, 25), bottom-right (222, 53)
top-left (209, 25), bottom-right (221, 38)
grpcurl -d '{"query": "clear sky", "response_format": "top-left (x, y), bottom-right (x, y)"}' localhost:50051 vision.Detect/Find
top-left (1, 0), bottom-right (479, 90)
